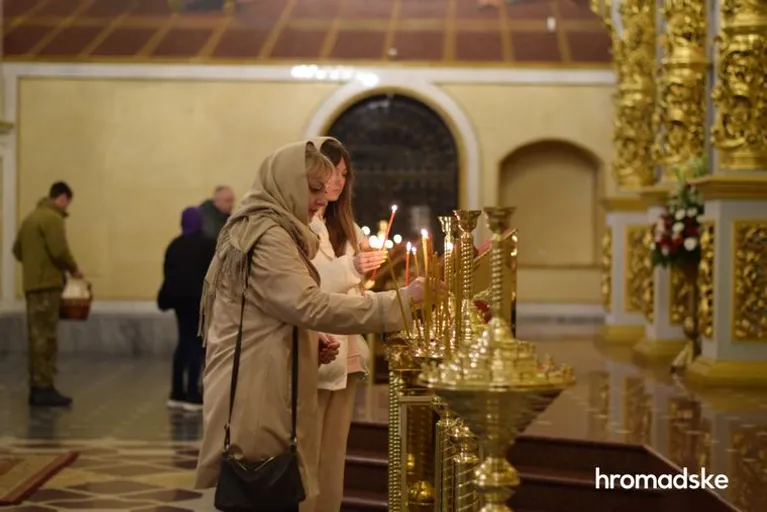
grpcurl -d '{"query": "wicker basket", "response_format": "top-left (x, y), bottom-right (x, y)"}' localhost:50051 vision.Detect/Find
top-left (60, 280), bottom-right (93, 321)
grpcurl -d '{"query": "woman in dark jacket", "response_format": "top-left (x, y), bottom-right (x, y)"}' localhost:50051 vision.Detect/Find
top-left (158, 207), bottom-right (216, 411)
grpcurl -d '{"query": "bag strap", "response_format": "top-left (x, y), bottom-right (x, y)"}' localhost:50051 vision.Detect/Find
top-left (223, 261), bottom-right (299, 452)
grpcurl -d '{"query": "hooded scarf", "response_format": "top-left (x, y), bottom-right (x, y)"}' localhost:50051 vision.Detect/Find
top-left (181, 207), bottom-right (203, 235)
top-left (199, 139), bottom-right (331, 342)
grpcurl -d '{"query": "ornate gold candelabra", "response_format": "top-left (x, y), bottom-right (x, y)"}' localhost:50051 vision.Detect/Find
top-left (434, 215), bottom-right (460, 512)
top-left (421, 207), bottom-right (575, 512)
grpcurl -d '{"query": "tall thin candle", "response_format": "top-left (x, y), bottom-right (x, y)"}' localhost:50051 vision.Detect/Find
top-left (422, 231), bottom-right (432, 340)
top-left (412, 246), bottom-right (420, 277)
top-left (405, 242), bottom-right (412, 285)
top-left (371, 205), bottom-right (398, 280)
top-left (382, 205), bottom-right (398, 244)
top-left (386, 256), bottom-right (411, 338)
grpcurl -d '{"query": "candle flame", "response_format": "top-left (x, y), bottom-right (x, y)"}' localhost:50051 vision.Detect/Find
top-left (391, 205), bottom-right (398, 212)
top-left (411, 246), bottom-right (417, 254)
top-left (421, 229), bottom-right (429, 238)
top-left (406, 241), bottom-right (412, 250)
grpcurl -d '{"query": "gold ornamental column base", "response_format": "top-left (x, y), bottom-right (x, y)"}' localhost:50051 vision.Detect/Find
top-left (633, 337), bottom-right (687, 362)
top-left (598, 324), bottom-right (645, 345)
top-left (686, 357), bottom-right (767, 388)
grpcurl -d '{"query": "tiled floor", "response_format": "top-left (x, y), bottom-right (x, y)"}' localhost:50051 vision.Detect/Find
top-left (2, 339), bottom-right (767, 511)
top-left (0, 357), bottom-right (214, 511)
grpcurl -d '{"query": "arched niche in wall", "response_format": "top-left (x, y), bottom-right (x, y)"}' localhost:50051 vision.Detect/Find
top-left (325, 93), bottom-right (459, 249)
top-left (499, 140), bottom-right (604, 268)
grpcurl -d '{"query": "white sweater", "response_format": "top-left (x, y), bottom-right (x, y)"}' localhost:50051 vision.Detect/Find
top-left (310, 216), bottom-right (371, 391)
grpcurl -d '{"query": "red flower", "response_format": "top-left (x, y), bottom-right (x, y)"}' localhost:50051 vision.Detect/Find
top-left (473, 299), bottom-right (491, 323)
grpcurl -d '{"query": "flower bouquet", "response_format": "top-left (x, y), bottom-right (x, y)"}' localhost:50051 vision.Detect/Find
top-left (651, 158), bottom-right (706, 273)
top-left (651, 157), bottom-right (707, 374)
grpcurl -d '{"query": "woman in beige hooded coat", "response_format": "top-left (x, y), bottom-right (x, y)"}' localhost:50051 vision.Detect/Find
top-left (194, 140), bottom-right (425, 512)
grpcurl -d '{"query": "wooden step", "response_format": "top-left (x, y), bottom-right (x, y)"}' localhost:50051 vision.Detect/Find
top-left (341, 489), bottom-right (387, 511)
top-left (344, 420), bottom-right (738, 512)
top-left (344, 450), bottom-right (388, 495)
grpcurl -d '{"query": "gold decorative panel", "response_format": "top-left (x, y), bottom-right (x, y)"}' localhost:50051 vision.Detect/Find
top-left (641, 228), bottom-right (655, 321)
top-left (669, 265), bottom-right (692, 324)
top-left (602, 227), bottom-right (612, 312)
top-left (732, 221), bottom-right (767, 342)
top-left (711, 0), bottom-right (767, 170)
top-left (625, 226), bottom-right (653, 313)
top-left (698, 222), bottom-right (715, 339)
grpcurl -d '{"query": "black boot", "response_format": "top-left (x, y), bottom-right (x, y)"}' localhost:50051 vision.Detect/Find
top-left (29, 387), bottom-right (73, 407)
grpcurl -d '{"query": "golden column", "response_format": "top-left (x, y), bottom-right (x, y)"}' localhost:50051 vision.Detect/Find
top-left (687, 0), bottom-right (767, 386)
top-left (594, 0), bottom-right (658, 345)
top-left (634, 0), bottom-right (709, 360)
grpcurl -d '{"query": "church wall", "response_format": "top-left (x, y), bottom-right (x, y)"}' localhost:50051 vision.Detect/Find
top-left (13, 77), bottom-right (338, 300)
top-left (5, 69), bottom-right (614, 307)
top-left (443, 84), bottom-right (613, 304)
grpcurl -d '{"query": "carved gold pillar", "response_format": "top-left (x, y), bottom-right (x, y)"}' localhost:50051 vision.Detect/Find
top-left (711, 0), bottom-right (767, 171)
top-left (686, 0), bottom-right (767, 386)
top-left (653, 0), bottom-right (708, 183)
top-left (634, 0), bottom-right (708, 360)
top-left (596, 0), bottom-right (658, 344)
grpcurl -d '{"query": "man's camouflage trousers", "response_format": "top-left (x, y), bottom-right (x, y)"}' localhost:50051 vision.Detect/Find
top-left (26, 289), bottom-right (61, 388)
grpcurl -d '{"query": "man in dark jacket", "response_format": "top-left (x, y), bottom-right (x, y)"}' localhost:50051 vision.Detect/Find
top-left (12, 182), bottom-right (83, 407)
top-left (199, 185), bottom-right (234, 242)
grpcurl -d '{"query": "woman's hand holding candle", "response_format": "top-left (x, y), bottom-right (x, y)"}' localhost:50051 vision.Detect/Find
top-left (371, 206), bottom-right (398, 280)
top-left (353, 250), bottom-right (386, 275)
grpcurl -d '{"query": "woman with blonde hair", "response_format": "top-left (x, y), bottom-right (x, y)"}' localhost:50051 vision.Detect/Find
top-left (194, 140), bottom-right (426, 512)
top-left (307, 137), bottom-right (384, 510)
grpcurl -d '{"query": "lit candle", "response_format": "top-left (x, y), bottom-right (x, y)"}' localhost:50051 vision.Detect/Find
top-left (382, 205), bottom-right (398, 246)
top-left (371, 205), bottom-right (398, 280)
top-left (412, 246), bottom-right (420, 277)
top-left (405, 242), bottom-right (412, 285)
top-left (422, 231), bottom-right (431, 340)
top-left (385, 256), bottom-right (410, 338)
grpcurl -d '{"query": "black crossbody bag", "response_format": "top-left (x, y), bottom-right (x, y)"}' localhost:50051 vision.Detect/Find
top-left (214, 265), bottom-right (305, 511)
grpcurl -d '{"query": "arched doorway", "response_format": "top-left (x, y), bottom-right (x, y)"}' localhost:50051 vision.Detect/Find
top-left (500, 140), bottom-right (603, 267)
top-left (326, 93), bottom-right (459, 249)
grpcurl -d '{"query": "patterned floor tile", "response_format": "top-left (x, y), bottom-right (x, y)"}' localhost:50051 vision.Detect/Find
top-left (24, 489), bottom-right (91, 502)
top-left (48, 498), bottom-right (155, 509)
top-left (66, 480), bottom-right (161, 495)
top-left (124, 489), bottom-right (202, 502)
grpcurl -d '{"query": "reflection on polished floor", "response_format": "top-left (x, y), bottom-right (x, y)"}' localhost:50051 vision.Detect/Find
top-left (1, 338), bottom-right (766, 511)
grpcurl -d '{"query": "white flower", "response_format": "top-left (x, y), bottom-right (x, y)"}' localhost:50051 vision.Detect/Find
top-left (672, 222), bottom-right (684, 234)
top-left (687, 208), bottom-right (697, 218)
top-left (684, 238), bottom-right (698, 251)
top-left (661, 246), bottom-right (670, 256)
top-left (675, 209), bottom-right (686, 220)
top-left (651, 242), bottom-right (656, 251)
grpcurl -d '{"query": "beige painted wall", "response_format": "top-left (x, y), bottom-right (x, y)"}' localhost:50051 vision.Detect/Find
top-left (442, 84), bottom-right (612, 303)
top-left (13, 78), bottom-right (613, 303)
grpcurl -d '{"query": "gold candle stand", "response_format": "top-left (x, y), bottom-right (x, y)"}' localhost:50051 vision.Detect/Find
top-left (421, 207), bottom-right (575, 512)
